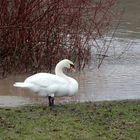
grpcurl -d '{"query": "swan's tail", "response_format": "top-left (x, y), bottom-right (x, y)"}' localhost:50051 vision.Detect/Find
top-left (13, 82), bottom-right (35, 89)
top-left (14, 82), bottom-right (31, 88)
top-left (13, 82), bottom-right (38, 93)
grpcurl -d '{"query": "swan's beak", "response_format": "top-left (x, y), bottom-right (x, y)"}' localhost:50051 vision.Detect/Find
top-left (70, 64), bottom-right (76, 72)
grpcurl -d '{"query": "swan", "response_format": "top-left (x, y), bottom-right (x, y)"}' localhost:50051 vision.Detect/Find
top-left (13, 59), bottom-right (78, 106)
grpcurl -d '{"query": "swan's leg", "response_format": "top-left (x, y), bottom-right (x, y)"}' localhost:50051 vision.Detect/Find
top-left (48, 96), bottom-right (52, 106)
top-left (48, 96), bottom-right (54, 106)
top-left (51, 97), bottom-right (54, 106)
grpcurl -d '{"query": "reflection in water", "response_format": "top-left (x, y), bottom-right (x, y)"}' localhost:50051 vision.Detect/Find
top-left (0, 0), bottom-right (140, 107)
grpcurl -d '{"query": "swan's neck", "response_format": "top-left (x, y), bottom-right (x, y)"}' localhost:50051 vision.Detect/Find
top-left (55, 63), bottom-right (68, 78)
top-left (55, 62), bottom-right (78, 95)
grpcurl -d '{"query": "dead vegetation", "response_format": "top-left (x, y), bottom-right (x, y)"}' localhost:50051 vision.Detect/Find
top-left (0, 0), bottom-right (118, 77)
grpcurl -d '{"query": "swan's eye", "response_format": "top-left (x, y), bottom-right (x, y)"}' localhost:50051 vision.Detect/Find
top-left (70, 64), bottom-right (74, 68)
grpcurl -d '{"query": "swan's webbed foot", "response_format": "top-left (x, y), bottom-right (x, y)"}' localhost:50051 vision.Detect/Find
top-left (48, 96), bottom-right (54, 106)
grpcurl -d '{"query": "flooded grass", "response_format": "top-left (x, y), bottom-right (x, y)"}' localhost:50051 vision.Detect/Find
top-left (0, 100), bottom-right (139, 140)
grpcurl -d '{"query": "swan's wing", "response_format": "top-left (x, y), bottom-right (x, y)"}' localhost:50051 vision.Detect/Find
top-left (24, 73), bottom-right (68, 88)
top-left (22, 72), bottom-right (77, 97)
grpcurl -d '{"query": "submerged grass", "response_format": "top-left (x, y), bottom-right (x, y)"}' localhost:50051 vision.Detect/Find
top-left (0, 100), bottom-right (139, 140)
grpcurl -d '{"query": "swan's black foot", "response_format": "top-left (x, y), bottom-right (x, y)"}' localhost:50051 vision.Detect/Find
top-left (48, 96), bottom-right (54, 106)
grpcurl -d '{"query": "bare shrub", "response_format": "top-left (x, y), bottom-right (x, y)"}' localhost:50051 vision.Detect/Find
top-left (0, 0), bottom-right (117, 77)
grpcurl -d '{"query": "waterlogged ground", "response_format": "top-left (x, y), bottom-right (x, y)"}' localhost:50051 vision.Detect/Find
top-left (0, 101), bottom-right (139, 140)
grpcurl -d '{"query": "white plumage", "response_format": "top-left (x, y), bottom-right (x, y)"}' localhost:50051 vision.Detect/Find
top-left (13, 59), bottom-right (78, 106)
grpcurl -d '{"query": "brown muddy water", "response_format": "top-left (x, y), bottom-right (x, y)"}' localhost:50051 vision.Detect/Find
top-left (0, 0), bottom-right (140, 107)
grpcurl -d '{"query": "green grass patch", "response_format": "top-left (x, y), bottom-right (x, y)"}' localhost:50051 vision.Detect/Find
top-left (0, 100), bottom-right (140, 140)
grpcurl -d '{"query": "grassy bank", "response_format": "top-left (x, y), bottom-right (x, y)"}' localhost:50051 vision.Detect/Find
top-left (0, 100), bottom-right (139, 140)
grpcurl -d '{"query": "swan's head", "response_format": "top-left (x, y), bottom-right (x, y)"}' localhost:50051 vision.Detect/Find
top-left (59, 59), bottom-right (75, 69)
top-left (55, 59), bottom-right (75, 75)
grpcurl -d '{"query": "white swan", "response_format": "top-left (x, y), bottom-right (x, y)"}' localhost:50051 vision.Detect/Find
top-left (13, 59), bottom-right (78, 106)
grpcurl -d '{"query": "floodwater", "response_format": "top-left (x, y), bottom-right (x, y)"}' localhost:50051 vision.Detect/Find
top-left (0, 0), bottom-right (140, 107)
